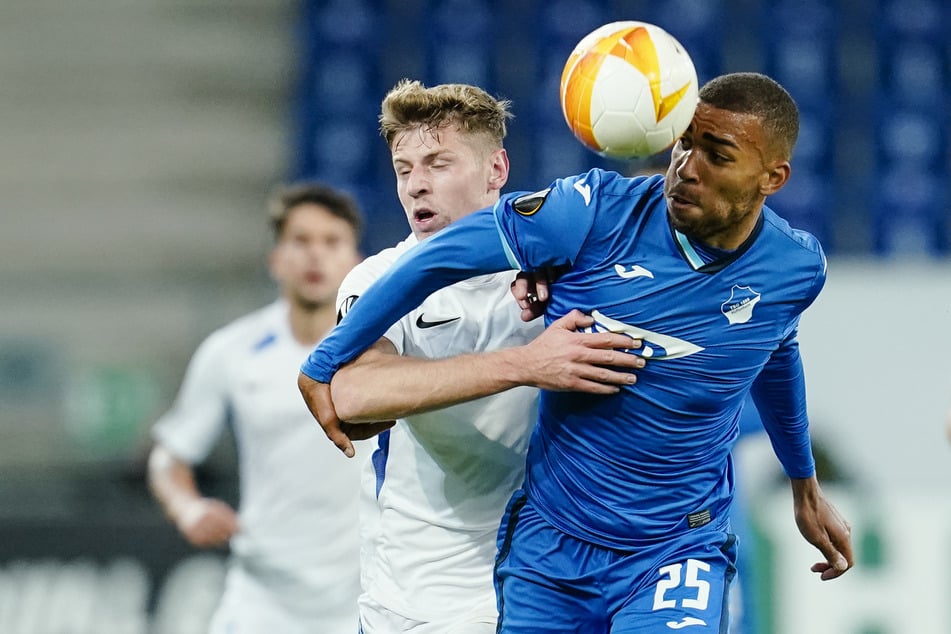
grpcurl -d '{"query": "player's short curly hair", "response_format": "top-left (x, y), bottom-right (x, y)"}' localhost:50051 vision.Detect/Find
top-left (699, 72), bottom-right (800, 160)
top-left (267, 182), bottom-right (363, 242)
top-left (379, 79), bottom-right (513, 149)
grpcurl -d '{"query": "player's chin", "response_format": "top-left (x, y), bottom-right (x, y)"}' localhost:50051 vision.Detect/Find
top-left (667, 209), bottom-right (698, 235)
top-left (414, 216), bottom-right (451, 237)
top-left (294, 288), bottom-right (334, 310)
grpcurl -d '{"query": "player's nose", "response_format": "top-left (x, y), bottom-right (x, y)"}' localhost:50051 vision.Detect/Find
top-left (405, 166), bottom-right (430, 197)
top-left (674, 148), bottom-right (700, 181)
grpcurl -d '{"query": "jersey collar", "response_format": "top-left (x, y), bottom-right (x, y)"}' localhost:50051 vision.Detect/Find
top-left (669, 212), bottom-right (764, 273)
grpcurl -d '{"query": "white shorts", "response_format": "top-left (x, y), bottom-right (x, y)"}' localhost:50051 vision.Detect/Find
top-left (208, 566), bottom-right (358, 634)
top-left (358, 592), bottom-right (497, 634)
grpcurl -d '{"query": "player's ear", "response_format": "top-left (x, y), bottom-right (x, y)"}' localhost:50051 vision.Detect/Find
top-left (760, 160), bottom-right (790, 196)
top-left (488, 148), bottom-right (509, 192)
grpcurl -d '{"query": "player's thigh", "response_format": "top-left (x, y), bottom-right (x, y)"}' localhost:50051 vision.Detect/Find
top-left (611, 532), bottom-right (737, 634)
top-left (495, 491), bottom-right (608, 634)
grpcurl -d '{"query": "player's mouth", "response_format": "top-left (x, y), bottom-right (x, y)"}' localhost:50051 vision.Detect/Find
top-left (667, 191), bottom-right (698, 210)
top-left (304, 271), bottom-right (325, 284)
top-left (414, 208), bottom-right (436, 224)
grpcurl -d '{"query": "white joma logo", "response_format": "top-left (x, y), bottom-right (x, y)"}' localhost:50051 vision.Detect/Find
top-left (666, 617), bottom-right (706, 629)
top-left (614, 264), bottom-right (654, 279)
top-left (583, 310), bottom-right (703, 360)
top-left (573, 181), bottom-right (591, 206)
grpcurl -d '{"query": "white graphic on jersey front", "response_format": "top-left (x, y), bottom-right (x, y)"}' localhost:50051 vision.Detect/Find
top-left (666, 617), bottom-right (707, 629)
top-left (614, 263), bottom-right (654, 279)
top-left (720, 285), bottom-right (760, 325)
top-left (581, 310), bottom-right (703, 360)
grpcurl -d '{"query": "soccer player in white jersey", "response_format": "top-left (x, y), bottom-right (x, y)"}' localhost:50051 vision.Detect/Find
top-left (298, 80), bottom-right (645, 634)
top-left (147, 183), bottom-right (369, 634)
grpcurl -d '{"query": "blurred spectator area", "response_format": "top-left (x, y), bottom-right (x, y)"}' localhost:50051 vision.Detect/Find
top-left (293, 0), bottom-right (950, 258)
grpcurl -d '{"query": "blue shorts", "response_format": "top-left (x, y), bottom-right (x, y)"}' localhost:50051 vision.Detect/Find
top-left (494, 490), bottom-right (737, 634)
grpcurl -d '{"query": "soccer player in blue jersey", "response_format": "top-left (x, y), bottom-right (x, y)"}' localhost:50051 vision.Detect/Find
top-left (299, 72), bottom-right (854, 633)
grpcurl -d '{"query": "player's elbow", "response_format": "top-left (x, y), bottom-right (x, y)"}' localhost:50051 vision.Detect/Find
top-left (329, 373), bottom-right (371, 422)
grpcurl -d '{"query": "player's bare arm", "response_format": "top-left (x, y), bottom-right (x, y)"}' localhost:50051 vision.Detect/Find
top-left (331, 309), bottom-right (645, 424)
top-left (305, 309), bottom-right (645, 457)
top-left (790, 475), bottom-right (854, 580)
top-left (147, 444), bottom-right (239, 548)
top-left (297, 373), bottom-right (394, 458)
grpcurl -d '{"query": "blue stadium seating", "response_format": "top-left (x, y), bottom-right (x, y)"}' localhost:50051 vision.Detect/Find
top-left (291, 0), bottom-right (951, 257)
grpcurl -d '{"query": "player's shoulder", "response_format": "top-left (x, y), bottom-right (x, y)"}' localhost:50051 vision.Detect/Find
top-left (509, 169), bottom-right (655, 215)
top-left (556, 168), bottom-right (661, 207)
top-left (338, 235), bottom-right (419, 312)
top-left (344, 235), bottom-right (418, 284)
top-left (761, 206), bottom-right (825, 260)
top-left (760, 206), bottom-right (827, 291)
top-left (200, 301), bottom-right (284, 356)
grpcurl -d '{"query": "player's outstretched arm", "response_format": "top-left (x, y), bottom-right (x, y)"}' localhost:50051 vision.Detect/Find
top-left (147, 444), bottom-right (239, 548)
top-left (330, 309), bottom-right (645, 425)
top-left (790, 475), bottom-right (853, 581)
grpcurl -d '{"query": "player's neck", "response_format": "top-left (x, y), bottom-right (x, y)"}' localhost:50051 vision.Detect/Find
top-left (287, 301), bottom-right (336, 346)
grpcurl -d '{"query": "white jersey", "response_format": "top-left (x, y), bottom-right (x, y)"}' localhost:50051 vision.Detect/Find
top-left (338, 235), bottom-right (543, 624)
top-left (152, 300), bottom-right (366, 633)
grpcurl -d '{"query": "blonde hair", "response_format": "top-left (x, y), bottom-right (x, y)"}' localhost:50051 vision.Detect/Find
top-left (379, 79), bottom-right (513, 149)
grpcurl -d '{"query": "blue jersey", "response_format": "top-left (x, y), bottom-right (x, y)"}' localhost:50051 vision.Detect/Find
top-left (303, 168), bottom-right (825, 550)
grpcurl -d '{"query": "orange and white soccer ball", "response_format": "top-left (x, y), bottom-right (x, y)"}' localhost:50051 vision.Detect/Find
top-left (560, 21), bottom-right (699, 159)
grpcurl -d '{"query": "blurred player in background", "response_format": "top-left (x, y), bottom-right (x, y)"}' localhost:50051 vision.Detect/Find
top-left (299, 79), bottom-right (644, 634)
top-left (300, 72), bottom-right (853, 633)
top-left (147, 183), bottom-right (365, 634)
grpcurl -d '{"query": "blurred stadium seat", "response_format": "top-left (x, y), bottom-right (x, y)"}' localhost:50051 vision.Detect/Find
top-left (0, 558), bottom-right (151, 634)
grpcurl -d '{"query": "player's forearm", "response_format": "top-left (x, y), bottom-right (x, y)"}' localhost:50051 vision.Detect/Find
top-left (790, 474), bottom-right (822, 505)
top-left (332, 347), bottom-right (525, 422)
top-left (752, 338), bottom-right (815, 478)
top-left (147, 446), bottom-right (202, 523)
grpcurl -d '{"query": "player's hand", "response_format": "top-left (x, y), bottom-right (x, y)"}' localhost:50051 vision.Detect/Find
top-left (510, 267), bottom-right (566, 322)
top-left (175, 498), bottom-right (239, 548)
top-left (791, 476), bottom-right (854, 581)
top-left (298, 372), bottom-right (394, 457)
top-left (339, 419), bottom-right (396, 443)
top-left (519, 309), bottom-right (645, 394)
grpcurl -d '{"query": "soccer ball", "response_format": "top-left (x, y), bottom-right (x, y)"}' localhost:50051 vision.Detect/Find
top-left (560, 21), bottom-right (699, 159)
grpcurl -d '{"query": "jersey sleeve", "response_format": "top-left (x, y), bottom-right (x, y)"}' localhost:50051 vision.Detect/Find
top-left (301, 209), bottom-right (514, 382)
top-left (493, 168), bottom-right (605, 271)
top-left (151, 332), bottom-right (231, 464)
top-left (336, 248), bottom-right (408, 353)
top-left (750, 329), bottom-right (816, 479)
